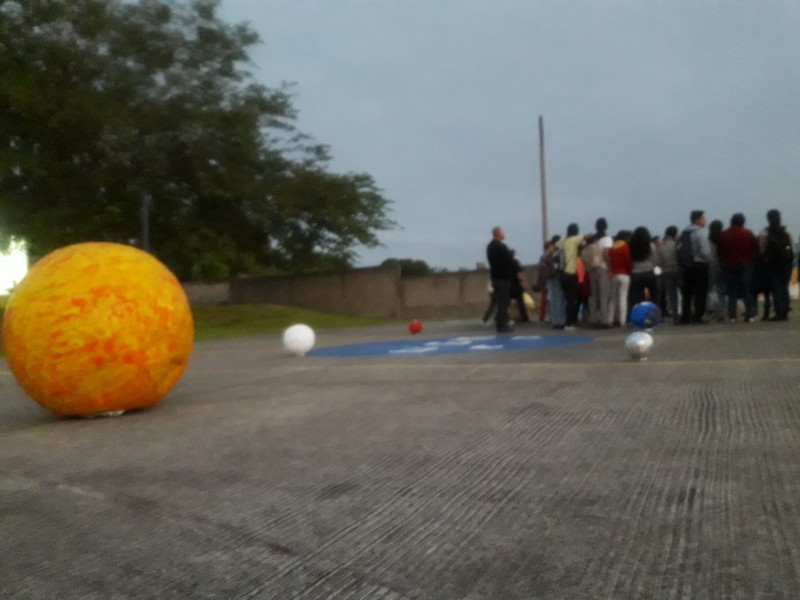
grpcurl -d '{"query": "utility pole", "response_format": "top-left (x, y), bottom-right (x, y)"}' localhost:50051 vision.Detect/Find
top-left (538, 116), bottom-right (549, 249)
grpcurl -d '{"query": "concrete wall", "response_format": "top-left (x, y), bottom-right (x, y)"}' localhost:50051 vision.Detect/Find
top-left (229, 265), bottom-right (403, 318)
top-left (183, 282), bottom-right (230, 305)
top-left (402, 271), bottom-right (488, 318)
top-left (191, 265), bottom-right (539, 319)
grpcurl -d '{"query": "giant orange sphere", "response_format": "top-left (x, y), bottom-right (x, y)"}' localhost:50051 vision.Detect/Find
top-left (2, 242), bottom-right (194, 416)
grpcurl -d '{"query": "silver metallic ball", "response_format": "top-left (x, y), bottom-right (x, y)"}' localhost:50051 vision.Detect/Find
top-left (625, 331), bottom-right (654, 361)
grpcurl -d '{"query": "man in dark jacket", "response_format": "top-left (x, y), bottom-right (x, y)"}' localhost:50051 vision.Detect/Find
top-left (486, 226), bottom-right (515, 333)
top-left (758, 209), bottom-right (794, 321)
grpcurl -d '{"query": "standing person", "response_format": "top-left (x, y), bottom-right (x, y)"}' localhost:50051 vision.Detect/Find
top-left (576, 251), bottom-right (591, 325)
top-left (678, 210), bottom-right (711, 324)
top-left (584, 218), bottom-right (613, 328)
top-left (707, 219), bottom-right (727, 321)
top-left (608, 230), bottom-right (633, 327)
top-left (547, 236), bottom-right (567, 329)
top-left (759, 209), bottom-right (794, 321)
top-left (628, 226), bottom-right (658, 309)
top-left (717, 213), bottom-right (759, 322)
top-left (556, 223), bottom-right (583, 329)
top-left (486, 226), bottom-right (516, 333)
top-left (533, 239), bottom-right (555, 323)
top-left (651, 235), bottom-right (666, 314)
top-left (658, 226), bottom-right (681, 322)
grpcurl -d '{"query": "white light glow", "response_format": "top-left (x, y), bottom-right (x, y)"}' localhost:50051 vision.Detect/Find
top-left (1, 240), bottom-right (28, 294)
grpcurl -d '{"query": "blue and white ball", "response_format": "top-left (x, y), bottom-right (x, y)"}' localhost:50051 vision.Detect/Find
top-left (630, 301), bottom-right (662, 330)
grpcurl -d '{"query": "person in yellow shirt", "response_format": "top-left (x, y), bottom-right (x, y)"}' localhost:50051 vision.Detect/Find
top-left (556, 223), bottom-right (583, 328)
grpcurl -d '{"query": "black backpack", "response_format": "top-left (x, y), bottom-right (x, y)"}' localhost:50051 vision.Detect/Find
top-left (676, 229), bottom-right (694, 270)
top-left (765, 227), bottom-right (794, 266)
top-left (552, 247), bottom-right (566, 274)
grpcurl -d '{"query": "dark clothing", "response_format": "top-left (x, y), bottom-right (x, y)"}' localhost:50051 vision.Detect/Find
top-left (760, 225), bottom-right (793, 320)
top-left (487, 239), bottom-right (516, 280)
top-left (717, 226), bottom-right (758, 265)
top-left (487, 238), bottom-right (515, 331)
top-left (629, 271), bottom-right (658, 310)
top-left (492, 279), bottom-right (512, 331)
top-left (534, 253), bottom-right (554, 291)
top-left (510, 258), bottom-right (524, 297)
top-left (680, 262), bottom-right (709, 323)
top-left (722, 263), bottom-right (755, 319)
top-left (769, 263), bottom-right (792, 320)
top-left (561, 273), bottom-right (580, 326)
top-left (717, 225), bottom-right (758, 321)
top-left (482, 292), bottom-right (495, 324)
top-left (751, 255), bottom-right (773, 319)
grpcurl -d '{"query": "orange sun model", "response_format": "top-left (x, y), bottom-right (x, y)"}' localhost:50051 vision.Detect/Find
top-left (2, 242), bottom-right (194, 417)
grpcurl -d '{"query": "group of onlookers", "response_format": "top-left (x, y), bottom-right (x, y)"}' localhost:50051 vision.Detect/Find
top-left (485, 210), bottom-right (795, 333)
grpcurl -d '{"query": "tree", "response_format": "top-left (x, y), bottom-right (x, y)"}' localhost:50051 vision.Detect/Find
top-left (380, 258), bottom-right (433, 277)
top-left (0, 0), bottom-right (394, 279)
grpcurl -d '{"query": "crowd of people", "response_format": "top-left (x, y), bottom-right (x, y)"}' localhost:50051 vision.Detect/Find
top-left (485, 210), bottom-right (796, 333)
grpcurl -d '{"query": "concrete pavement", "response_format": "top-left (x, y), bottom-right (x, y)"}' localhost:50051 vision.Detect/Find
top-left (2, 316), bottom-right (800, 598)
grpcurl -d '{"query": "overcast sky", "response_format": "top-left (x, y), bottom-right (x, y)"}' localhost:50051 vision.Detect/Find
top-left (219, 0), bottom-right (800, 270)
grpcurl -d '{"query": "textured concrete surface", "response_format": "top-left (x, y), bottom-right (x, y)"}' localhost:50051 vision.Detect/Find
top-left (2, 317), bottom-right (800, 599)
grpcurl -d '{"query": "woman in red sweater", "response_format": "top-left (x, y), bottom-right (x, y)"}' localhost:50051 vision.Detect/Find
top-left (608, 231), bottom-right (633, 327)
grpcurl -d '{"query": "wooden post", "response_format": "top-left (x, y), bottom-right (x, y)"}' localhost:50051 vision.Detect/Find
top-left (538, 116), bottom-right (549, 249)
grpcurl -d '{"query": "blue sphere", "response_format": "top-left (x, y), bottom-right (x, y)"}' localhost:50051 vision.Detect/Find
top-left (630, 301), bottom-right (662, 329)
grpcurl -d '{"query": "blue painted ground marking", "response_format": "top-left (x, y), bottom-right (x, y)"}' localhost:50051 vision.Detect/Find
top-left (308, 334), bottom-right (592, 357)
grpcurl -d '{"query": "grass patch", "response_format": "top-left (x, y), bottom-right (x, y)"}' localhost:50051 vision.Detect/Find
top-left (191, 304), bottom-right (391, 340)
top-left (0, 302), bottom-right (391, 357)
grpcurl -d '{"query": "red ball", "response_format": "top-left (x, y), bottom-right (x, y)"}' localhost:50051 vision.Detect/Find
top-left (408, 320), bottom-right (423, 334)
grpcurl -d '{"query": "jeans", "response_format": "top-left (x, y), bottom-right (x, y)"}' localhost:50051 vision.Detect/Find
top-left (547, 278), bottom-right (566, 326)
top-left (588, 268), bottom-right (612, 326)
top-left (722, 263), bottom-right (755, 319)
top-left (661, 271), bottom-right (681, 320)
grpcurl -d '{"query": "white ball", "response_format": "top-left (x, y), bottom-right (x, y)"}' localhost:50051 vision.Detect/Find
top-left (625, 331), bottom-right (653, 361)
top-left (283, 324), bottom-right (315, 356)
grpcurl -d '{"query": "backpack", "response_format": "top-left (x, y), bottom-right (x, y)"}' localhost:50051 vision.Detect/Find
top-left (765, 227), bottom-right (793, 266)
top-left (676, 229), bottom-right (694, 270)
top-left (552, 247), bottom-right (566, 274)
top-left (580, 240), bottom-right (604, 270)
